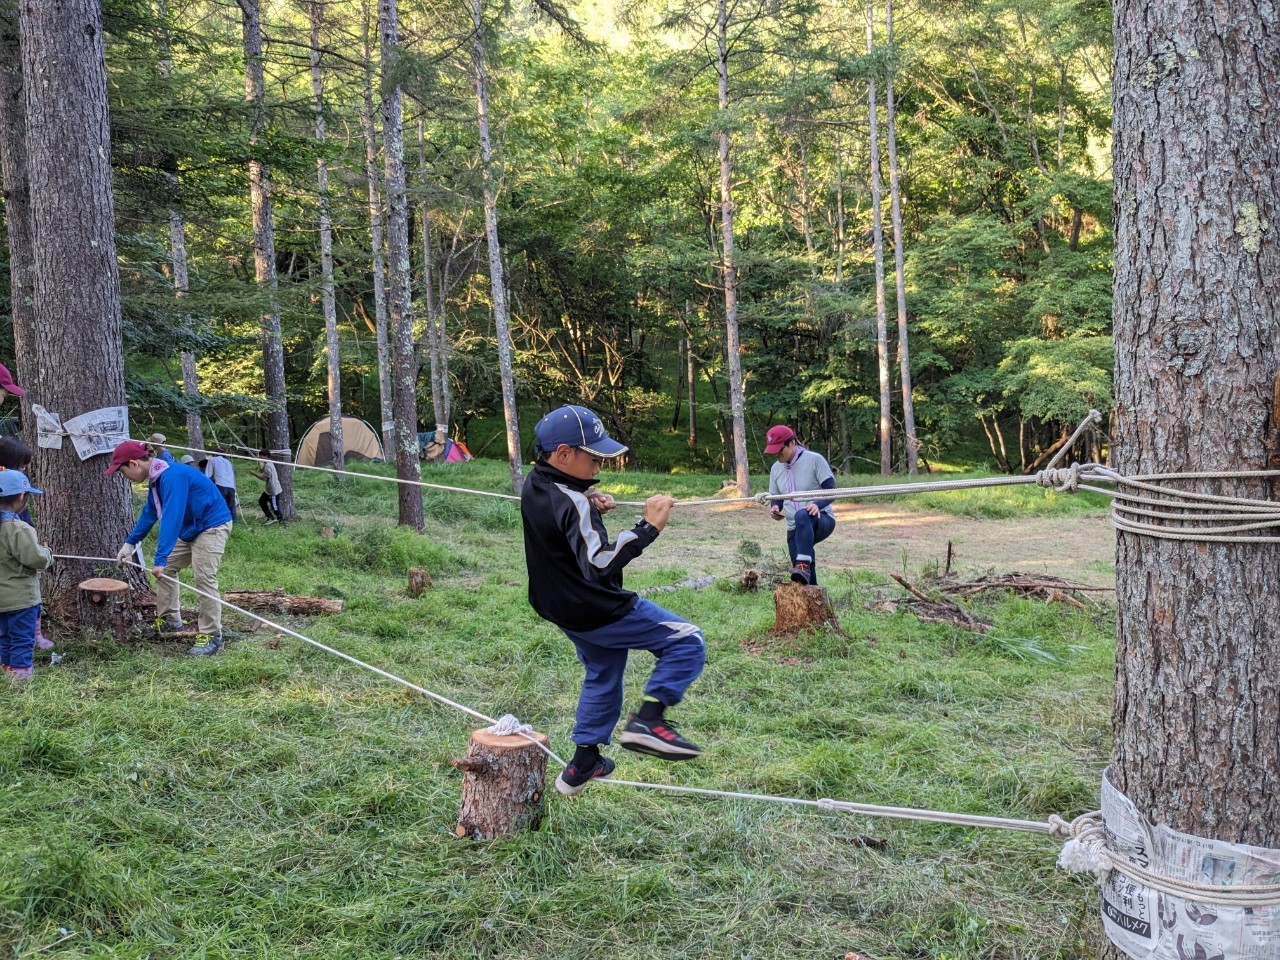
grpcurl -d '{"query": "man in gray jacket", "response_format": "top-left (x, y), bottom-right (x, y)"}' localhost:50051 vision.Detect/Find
top-left (765, 424), bottom-right (837, 585)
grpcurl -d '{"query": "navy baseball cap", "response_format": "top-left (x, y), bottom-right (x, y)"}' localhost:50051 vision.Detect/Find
top-left (0, 469), bottom-right (41, 497)
top-left (534, 405), bottom-right (628, 457)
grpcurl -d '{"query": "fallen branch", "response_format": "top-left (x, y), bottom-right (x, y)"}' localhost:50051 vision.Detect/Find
top-left (224, 589), bottom-right (344, 616)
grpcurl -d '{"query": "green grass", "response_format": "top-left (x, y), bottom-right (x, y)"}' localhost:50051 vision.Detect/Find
top-left (0, 462), bottom-right (1112, 959)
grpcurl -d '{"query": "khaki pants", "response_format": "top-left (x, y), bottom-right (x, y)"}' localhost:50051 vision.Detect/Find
top-left (156, 522), bottom-right (232, 636)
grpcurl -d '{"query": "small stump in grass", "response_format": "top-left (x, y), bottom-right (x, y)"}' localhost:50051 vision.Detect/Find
top-left (77, 577), bottom-right (135, 641)
top-left (407, 567), bottom-right (432, 597)
top-left (452, 728), bottom-right (549, 839)
top-left (773, 582), bottom-right (839, 634)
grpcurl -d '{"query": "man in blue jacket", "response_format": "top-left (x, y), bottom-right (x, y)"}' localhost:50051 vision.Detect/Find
top-left (106, 439), bottom-right (233, 656)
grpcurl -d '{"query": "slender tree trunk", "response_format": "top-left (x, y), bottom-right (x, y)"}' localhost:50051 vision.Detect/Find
top-left (716, 0), bottom-right (750, 495)
top-left (310, 0), bottom-right (343, 470)
top-left (361, 3), bottom-right (394, 455)
top-left (687, 334), bottom-right (697, 448)
top-left (471, 0), bottom-right (523, 493)
top-left (834, 132), bottom-right (845, 285)
top-left (240, 0), bottom-right (294, 516)
top-left (418, 115), bottom-right (446, 437)
top-left (379, 0), bottom-right (424, 529)
top-left (1108, 9), bottom-right (1280, 951)
top-left (154, 0), bottom-right (205, 452)
top-left (867, 5), bottom-right (891, 476)
top-left (14, 0), bottom-right (136, 595)
top-left (885, 0), bottom-right (917, 475)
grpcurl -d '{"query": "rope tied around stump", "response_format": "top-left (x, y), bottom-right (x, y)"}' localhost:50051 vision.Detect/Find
top-left (486, 714), bottom-right (536, 737)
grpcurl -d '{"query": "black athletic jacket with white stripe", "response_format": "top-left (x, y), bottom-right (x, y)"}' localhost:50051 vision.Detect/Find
top-left (521, 459), bottom-right (660, 632)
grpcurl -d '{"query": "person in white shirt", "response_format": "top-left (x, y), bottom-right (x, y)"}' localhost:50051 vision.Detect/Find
top-left (201, 452), bottom-right (237, 517)
top-left (765, 424), bottom-right (837, 585)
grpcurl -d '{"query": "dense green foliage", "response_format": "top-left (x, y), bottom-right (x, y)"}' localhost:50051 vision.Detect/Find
top-left (0, 463), bottom-right (1112, 957)
top-left (3, 0), bottom-right (1113, 473)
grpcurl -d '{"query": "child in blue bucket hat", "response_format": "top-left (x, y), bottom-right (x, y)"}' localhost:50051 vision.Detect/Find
top-left (0, 470), bottom-right (53, 681)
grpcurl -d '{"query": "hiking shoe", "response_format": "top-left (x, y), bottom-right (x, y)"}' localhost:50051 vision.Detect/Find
top-left (619, 714), bottom-right (701, 761)
top-left (7, 666), bottom-right (32, 681)
top-left (34, 635), bottom-right (54, 651)
top-left (158, 617), bottom-right (186, 635)
top-left (188, 634), bottom-right (223, 657)
top-left (263, 518), bottom-right (278, 525)
top-left (555, 755), bottom-right (615, 796)
top-left (790, 562), bottom-right (812, 585)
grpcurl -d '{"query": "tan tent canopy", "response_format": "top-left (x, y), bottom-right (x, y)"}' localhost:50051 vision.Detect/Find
top-left (295, 416), bottom-right (385, 467)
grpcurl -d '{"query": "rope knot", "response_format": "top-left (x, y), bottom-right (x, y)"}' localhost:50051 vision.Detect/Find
top-left (754, 492), bottom-right (774, 505)
top-left (1036, 463), bottom-right (1083, 493)
top-left (486, 714), bottom-right (534, 737)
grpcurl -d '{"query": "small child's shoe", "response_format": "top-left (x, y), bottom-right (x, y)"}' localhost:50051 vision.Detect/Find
top-left (555, 755), bottom-right (615, 796)
top-left (8, 666), bottom-right (33, 681)
top-left (34, 634), bottom-right (54, 650)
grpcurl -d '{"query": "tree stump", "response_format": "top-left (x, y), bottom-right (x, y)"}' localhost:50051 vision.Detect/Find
top-left (452, 728), bottom-right (549, 839)
top-left (77, 577), bottom-right (134, 641)
top-left (407, 567), bottom-right (432, 597)
top-left (773, 583), bottom-right (839, 634)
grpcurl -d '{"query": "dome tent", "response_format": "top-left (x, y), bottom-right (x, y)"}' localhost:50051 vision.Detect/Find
top-left (295, 416), bottom-right (384, 467)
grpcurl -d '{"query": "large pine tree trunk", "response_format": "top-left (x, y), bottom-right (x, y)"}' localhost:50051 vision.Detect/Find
top-left (1108, 0), bottom-right (1280, 950)
top-left (310, 0), bottom-right (343, 470)
top-left (14, 0), bottom-right (136, 596)
top-left (241, 0), bottom-right (294, 516)
top-left (360, 4), bottom-right (394, 457)
top-left (379, 0), bottom-right (424, 530)
top-left (716, 0), bottom-right (750, 496)
top-left (471, 0), bottom-right (524, 494)
top-left (866, 6), bottom-right (891, 477)
top-left (885, 0), bottom-right (917, 476)
top-left (0, 4), bottom-right (34, 407)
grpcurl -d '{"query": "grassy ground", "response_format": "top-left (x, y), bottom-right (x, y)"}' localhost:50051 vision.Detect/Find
top-left (0, 461), bottom-right (1111, 959)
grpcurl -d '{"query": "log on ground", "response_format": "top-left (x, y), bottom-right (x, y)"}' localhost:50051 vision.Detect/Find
top-left (453, 728), bottom-right (550, 839)
top-left (773, 583), bottom-right (839, 634)
top-left (223, 589), bottom-right (343, 615)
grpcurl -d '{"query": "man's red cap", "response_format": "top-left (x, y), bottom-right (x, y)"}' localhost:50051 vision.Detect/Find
top-left (104, 439), bottom-right (150, 476)
top-left (0, 363), bottom-right (25, 396)
top-left (764, 424), bottom-right (796, 454)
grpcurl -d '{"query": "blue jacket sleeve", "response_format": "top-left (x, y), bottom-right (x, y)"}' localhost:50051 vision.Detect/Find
top-left (152, 474), bottom-right (190, 568)
top-left (814, 475), bottom-right (836, 511)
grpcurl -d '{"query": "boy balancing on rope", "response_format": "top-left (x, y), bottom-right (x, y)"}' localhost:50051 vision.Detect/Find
top-left (522, 404), bottom-right (706, 796)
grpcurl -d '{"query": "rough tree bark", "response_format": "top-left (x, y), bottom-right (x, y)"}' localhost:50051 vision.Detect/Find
top-left (10, 0), bottom-right (137, 597)
top-left (417, 115), bottom-right (447, 437)
top-left (309, 0), bottom-right (343, 470)
top-left (1108, 0), bottom-right (1280, 948)
top-left (716, 0), bottom-right (750, 496)
top-left (0, 1), bottom-right (34, 405)
top-left (379, 0), bottom-right (425, 530)
top-left (240, 0), bottom-right (295, 516)
top-left (360, 3), bottom-right (394, 456)
top-left (471, 0), bottom-right (524, 494)
top-left (885, 0), bottom-right (917, 476)
top-left (866, 5), bottom-right (891, 477)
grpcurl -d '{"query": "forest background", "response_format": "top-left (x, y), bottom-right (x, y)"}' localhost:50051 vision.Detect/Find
top-left (0, 0), bottom-right (1114, 476)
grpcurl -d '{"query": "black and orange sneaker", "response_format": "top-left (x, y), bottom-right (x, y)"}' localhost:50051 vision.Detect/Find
top-left (555, 754), bottom-right (616, 797)
top-left (619, 714), bottom-right (701, 761)
top-left (790, 562), bottom-right (812, 585)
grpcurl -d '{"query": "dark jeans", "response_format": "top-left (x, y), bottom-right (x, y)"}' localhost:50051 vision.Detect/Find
top-left (0, 603), bottom-right (40, 669)
top-left (216, 485), bottom-right (236, 517)
top-left (787, 511), bottom-right (836, 585)
top-left (259, 492), bottom-right (280, 520)
top-left (561, 599), bottom-right (707, 746)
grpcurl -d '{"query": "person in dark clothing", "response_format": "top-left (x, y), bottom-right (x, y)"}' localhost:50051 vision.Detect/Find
top-left (522, 404), bottom-right (707, 797)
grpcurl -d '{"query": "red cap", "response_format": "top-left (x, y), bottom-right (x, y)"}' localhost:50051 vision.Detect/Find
top-left (104, 439), bottom-right (150, 475)
top-left (764, 424), bottom-right (796, 454)
top-left (0, 363), bottom-right (25, 396)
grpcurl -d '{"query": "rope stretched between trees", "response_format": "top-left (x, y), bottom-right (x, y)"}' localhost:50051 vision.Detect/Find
top-left (53, 554), bottom-right (1280, 907)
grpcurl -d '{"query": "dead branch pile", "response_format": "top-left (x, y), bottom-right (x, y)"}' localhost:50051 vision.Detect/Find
top-left (872, 573), bottom-right (993, 633)
top-left (871, 571), bottom-right (1110, 633)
